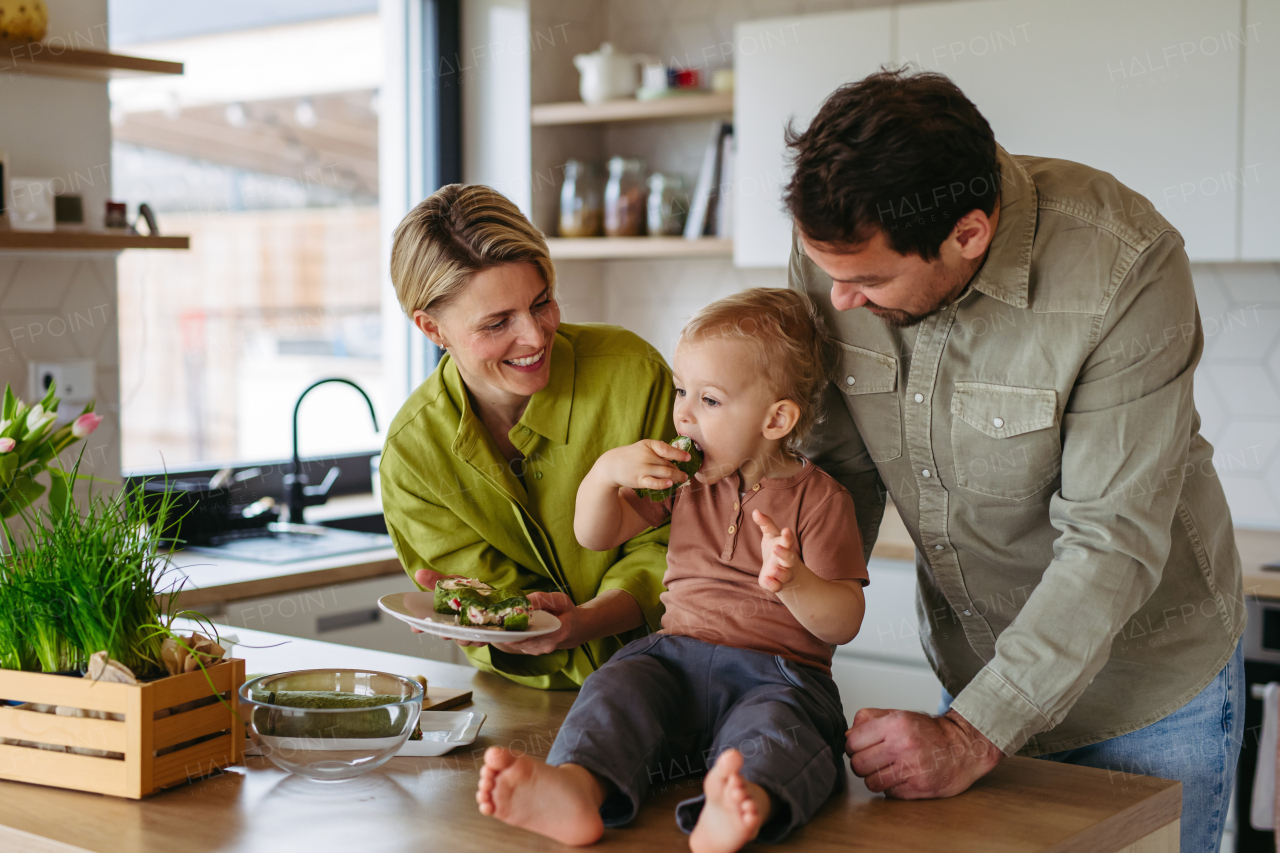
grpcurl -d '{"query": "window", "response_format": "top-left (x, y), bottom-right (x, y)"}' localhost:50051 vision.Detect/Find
top-left (110, 2), bottom-right (387, 471)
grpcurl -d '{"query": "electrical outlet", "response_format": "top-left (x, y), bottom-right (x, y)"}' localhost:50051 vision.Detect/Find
top-left (28, 360), bottom-right (95, 404)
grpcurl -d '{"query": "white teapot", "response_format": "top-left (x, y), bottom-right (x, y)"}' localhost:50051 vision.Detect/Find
top-left (573, 42), bottom-right (642, 104)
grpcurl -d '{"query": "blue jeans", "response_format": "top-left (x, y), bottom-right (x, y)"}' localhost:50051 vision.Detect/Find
top-left (940, 639), bottom-right (1243, 853)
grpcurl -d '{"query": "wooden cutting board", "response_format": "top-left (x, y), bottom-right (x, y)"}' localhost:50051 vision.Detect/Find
top-left (422, 686), bottom-right (471, 711)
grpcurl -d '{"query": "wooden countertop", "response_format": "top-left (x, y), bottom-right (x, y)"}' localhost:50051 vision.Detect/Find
top-left (0, 627), bottom-right (1179, 853)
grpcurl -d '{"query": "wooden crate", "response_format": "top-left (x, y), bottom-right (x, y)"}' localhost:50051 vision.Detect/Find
top-left (0, 659), bottom-right (245, 799)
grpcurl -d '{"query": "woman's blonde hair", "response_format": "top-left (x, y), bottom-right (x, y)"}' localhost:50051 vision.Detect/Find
top-left (681, 288), bottom-right (837, 452)
top-left (390, 184), bottom-right (556, 317)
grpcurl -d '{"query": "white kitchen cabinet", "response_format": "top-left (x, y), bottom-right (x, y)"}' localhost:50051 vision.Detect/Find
top-left (897, 0), bottom-right (1243, 262)
top-left (832, 557), bottom-right (944, 721)
top-left (1241, 0), bottom-right (1280, 260)
top-left (830, 655), bottom-right (945, 720)
top-left (736, 0), bottom-right (1248, 265)
top-left (217, 575), bottom-right (465, 666)
top-left (733, 9), bottom-right (892, 268)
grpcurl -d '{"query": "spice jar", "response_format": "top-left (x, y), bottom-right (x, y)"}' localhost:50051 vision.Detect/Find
top-left (646, 173), bottom-right (689, 236)
top-left (604, 157), bottom-right (647, 237)
top-left (559, 159), bottom-right (603, 237)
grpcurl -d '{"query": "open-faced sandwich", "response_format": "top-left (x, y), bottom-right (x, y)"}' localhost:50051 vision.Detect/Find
top-left (433, 578), bottom-right (532, 631)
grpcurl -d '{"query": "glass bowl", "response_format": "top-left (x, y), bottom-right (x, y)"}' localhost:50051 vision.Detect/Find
top-left (239, 669), bottom-right (423, 781)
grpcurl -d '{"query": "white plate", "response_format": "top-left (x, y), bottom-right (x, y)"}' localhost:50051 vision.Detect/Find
top-left (377, 591), bottom-right (561, 643)
top-left (398, 710), bottom-right (486, 757)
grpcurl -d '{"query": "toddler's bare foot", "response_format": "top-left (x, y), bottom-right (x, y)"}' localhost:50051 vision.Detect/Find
top-left (475, 747), bottom-right (605, 846)
top-left (689, 749), bottom-right (772, 853)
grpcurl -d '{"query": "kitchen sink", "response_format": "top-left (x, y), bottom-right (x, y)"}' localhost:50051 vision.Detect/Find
top-left (182, 523), bottom-right (392, 564)
top-left (317, 513), bottom-right (387, 534)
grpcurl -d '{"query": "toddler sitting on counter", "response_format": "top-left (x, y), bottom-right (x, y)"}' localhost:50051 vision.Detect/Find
top-left (475, 288), bottom-right (868, 852)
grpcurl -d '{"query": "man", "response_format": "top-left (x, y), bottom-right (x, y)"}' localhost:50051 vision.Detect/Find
top-left (787, 69), bottom-right (1244, 852)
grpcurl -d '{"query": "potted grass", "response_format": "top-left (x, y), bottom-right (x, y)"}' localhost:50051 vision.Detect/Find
top-left (0, 385), bottom-right (245, 799)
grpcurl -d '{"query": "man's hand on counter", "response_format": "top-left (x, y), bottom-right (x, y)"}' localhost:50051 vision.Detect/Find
top-left (845, 707), bottom-right (1005, 799)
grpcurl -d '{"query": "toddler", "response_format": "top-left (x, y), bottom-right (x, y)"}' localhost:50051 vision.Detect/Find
top-left (475, 288), bottom-right (868, 852)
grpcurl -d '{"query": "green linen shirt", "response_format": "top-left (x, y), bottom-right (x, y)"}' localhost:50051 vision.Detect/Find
top-left (791, 147), bottom-right (1245, 756)
top-left (379, 322), bottom-right (677, 689)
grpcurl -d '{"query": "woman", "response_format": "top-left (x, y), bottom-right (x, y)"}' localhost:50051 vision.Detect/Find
top-left (379, 184), bottom-right (677, 689)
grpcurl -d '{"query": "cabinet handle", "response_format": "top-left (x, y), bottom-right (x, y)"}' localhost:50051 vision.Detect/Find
top-left (316, 608), bottom-right (381, 633)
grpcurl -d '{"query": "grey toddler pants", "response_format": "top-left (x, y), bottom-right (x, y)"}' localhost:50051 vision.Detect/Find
top-left (545, 633), bottom-right (848, 842)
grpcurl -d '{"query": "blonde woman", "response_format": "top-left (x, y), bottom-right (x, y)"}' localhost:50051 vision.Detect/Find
top-left (380, 184), bottom-right (680, 689)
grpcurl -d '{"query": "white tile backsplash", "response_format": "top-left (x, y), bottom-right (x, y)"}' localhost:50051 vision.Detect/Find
top-left (1192, 263), bottom-right (1280, 529)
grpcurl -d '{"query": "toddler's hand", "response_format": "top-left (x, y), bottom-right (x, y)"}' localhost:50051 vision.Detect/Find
top-left (754, 510), bottom-right (798, 593)
top-left (602, 439), bottom-right (692, 492)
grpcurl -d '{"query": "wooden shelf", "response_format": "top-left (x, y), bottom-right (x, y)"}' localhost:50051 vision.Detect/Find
top-left (546, 237), bottom-right (732, 260)
top-left (0, 38), bottom-right (182, 80)
top-left (0, 231), bottom-right (190, 251)
top-left (532, 91), bottom-right (733, 126)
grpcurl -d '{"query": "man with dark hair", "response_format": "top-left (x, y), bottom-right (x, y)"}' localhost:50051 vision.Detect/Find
top-left (788, 68), bottom-right (1243, 852)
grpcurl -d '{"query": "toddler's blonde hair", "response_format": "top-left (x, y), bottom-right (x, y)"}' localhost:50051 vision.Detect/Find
top-left (681, 288), bottom-right (837, 451)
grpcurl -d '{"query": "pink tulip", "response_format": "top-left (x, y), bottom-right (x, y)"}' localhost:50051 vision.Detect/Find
top-left (0, 438), bottom-right (13, 453)
top-left (71, 412), bottom-right (103, 439)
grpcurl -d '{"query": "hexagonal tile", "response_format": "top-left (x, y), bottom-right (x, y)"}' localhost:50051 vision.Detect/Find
top-left (1266, 453), bottom-right (1280, 515)
top-left (1220, 474), bottom-right (1280, 529)
top-left (1215, 421), bottom-right (1280, 475)
top-left (1268, 337), bottom-right (1280, 391)
top-left (1192, 379), bottom-right (1228, 445)
top-left (1218, 263), bottom-right (1280, 307)
top-left (1202, 308), bottom-right (1280, 360)
top-left (1, 258), bottom-right (78, 312)
top-left (1197, 364), bottom-right (1280, 419)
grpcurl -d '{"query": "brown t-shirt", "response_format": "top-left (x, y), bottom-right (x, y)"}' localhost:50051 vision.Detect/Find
top-left (622, 458), bottom-right (867, 675)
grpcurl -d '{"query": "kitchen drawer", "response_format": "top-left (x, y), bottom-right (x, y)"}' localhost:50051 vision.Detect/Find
top-left (219, 575), bottom-right (464, 665)
top-left (829, 656), bottom-right (944, 721)
top-left (841, 557), bottom-right (929, 666)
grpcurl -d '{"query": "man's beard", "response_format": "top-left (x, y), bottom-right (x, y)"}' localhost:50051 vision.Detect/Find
top-left (864, 267), bottom-right (974, 328)
top-left (865, 302), bottom-right (933, 328)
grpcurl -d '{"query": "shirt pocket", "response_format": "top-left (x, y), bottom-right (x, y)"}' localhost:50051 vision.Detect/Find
top-left (834, 341), bottom-right (902, 463)
top-left (950, 382), bottom-right (1061, 500)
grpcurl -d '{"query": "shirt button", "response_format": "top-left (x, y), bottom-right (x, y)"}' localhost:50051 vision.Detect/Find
top-left (963, 610), bottom-right (972, 616)
top-left (521, 427), bottom-right (531, 435)
top-left (534, 471), bottom-right (543, 480)
top-left (992, 417), bottom-right (1005, 429)
top-left (752, 484), bottom-right (760, 491)
top-left (728, 525), bottom-right (735, 534)
top-left (914, 393), bottom-right (924, 403)
top-left (845, 376), bottom-right (855, 386)
top-left (922, 469), bottom-right (931, 478)
top-left (733, 502), bottom-right (739, 510)
top-left (934, 544), bottom-right (944, 550)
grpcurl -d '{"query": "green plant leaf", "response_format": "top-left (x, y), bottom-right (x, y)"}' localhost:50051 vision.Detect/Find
top-left (46, 468), bottom-right (70, 521)
top-left (37, 380), bottom-right (57, 412)
top-left (1, 384), bottom-right (15, 421)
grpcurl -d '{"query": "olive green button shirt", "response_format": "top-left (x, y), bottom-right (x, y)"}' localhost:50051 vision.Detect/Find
top-left (791, 147), bottom-right (1245, 756)
top-left (379, 323), bottom-right (677, 690)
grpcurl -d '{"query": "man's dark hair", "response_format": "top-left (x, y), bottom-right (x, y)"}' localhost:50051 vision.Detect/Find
top-left (783, 67), bottom-right (999, 260)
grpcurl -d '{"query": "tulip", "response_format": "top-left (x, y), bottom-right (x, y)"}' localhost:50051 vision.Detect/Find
top-left (72, 412), bottom-right (103, 439)
top-left (25, 407), bottom-right (56, 440)
top-left (0, 438), bottom-right (13, 453)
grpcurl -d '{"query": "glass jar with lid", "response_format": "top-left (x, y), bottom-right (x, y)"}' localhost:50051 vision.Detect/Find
top-left (646, 172), bottom-right (690, 236)
top-left (603, 156), bottom-right (647, 237)
top-left (559, 159), bottom-right (603, 238)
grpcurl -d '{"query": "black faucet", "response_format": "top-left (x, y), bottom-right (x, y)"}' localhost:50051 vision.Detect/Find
top-left (285, 377), bottom-right (379, 524)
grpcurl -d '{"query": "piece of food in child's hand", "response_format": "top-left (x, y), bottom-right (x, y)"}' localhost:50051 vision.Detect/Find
top-left (636, 435), bottom-right (703, 501)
